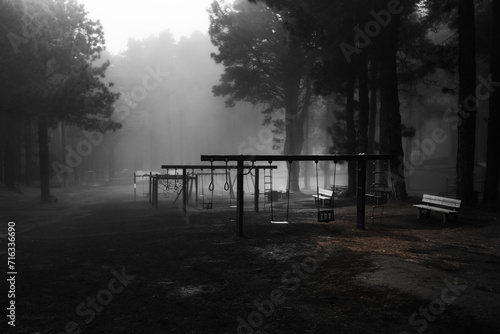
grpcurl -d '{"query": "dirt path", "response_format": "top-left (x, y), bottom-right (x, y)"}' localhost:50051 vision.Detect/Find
top-left (2, 185), bottom-right (499, 333)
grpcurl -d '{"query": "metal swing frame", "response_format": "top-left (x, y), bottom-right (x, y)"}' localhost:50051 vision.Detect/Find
top-left (200, 154), bottom-right (395, 237)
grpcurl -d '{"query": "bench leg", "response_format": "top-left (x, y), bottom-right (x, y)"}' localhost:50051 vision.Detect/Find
top-left (443, 214), bottom-right (448, 224)
top-left (417, 209), bottom-right (431, 219)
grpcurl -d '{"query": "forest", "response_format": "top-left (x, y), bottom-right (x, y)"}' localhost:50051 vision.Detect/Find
top-left (0, 0), bottom-right (498, 207)
top-left (2, 1), bottom-right (500, 333)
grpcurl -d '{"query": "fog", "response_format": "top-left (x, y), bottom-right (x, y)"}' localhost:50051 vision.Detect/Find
top-left (399, 69), bottom-right (489, 196)
top-left (48, 36), bottom-right (489, 195)
top-left (2, 0), bottom-right (494, 202)
top-left (48, 31), bottom-right (272, 183)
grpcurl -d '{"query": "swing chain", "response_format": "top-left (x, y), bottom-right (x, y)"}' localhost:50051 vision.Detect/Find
top-left (224, 159), bottom-right (230, 191)
top-left (200, 169), bottom-right (204, 206)
top-left (209, 160), bottom-right (215, 192)
top-left (244, 161), bottom-right (255, 176)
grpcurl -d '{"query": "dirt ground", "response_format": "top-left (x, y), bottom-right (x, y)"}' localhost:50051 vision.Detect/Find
top-left (1, 184), bottom-right (500, 334)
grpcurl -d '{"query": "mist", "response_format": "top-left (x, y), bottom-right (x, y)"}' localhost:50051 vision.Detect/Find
top-left (49, 31), bottom-right (270, 184)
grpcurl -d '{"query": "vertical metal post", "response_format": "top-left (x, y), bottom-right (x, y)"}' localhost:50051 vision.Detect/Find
top-left (188, 174), bottom-right (192, 205)
top-left (182, 168), bottom-right (187, 214)
top-left (195, 174), bottom-right (199, 207)
top-left (254, 168), bottom-right (259, 213)
top-left (152, 176), bottom-right (155, 207)
top-left (155, 177), bottom-right (159, 208)
top-left (154, 177), bottom-right (158, 208)
top-left (357, 157), bottom-right (367, 229)
top-left (237, 159), bottom-right (244, 237)
top-left (149, 172), bottom-right (152, 204)
top-left (134, 173), bottom-right (136, 201)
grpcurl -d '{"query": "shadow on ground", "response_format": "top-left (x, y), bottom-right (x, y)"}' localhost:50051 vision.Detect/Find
top-left (1, 184), bottom-right (499, 334)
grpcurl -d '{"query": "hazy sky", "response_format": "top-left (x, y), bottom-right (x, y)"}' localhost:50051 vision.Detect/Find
top-left (79, 0), bottom-right (219, 54)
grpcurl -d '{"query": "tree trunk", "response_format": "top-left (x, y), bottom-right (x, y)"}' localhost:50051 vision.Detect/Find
top-left (38, 115), bottom-right (51, 203)
top-left (60, 122), bottom-right (66, 186)
top-left (287, 113), bottom-right (306, 192)
top-left (69, 127), bottom-right (79, 182)
top-left (0, 121), bottom-right (4, 184)
top-left (4, 115), bottom-right (22, 189)
top-left (25, 120), bottom-right (35, 184)
top-left (457, 0), bottom-right (477, 206)
top-left (483, 0), bottom-right (500, 204)
top-left (358, 50), bottom-right (370, 192)
top-left (109, 140), bottom-right (116, 182)
top-left (324, 93), bottom-right (334, 188)
top-left (358, 49), bottom-right (370, 154)
top-left (367, 59), bottom-right (379, 188)
top-left (346, 70), bottom-right (357, 196)
top-left (283, 69), bottom-right (304, 193)
top-left (379, 8), bottom-right (407, 200)
top-left (302, 75), bottom-right (313, 190)
top-left (303, 106), bottom-right (311, 190)
top-left (60, 122), bottom-right (66, 165)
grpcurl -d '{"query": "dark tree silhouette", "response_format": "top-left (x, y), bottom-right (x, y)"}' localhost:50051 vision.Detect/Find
top-left (457, 0), bottom-right (477, 206)
top-left (209, 0), bottom-right (314, 192)
top-left (483, 0), bottom-right (500, 204)
top-left (0, 0), bottom-right (119, 202)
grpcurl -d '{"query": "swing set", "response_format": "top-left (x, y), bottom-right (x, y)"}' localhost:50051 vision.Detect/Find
top-left (201, 154), bottom-right (395, 237)
top-left (159, 164), bottom-right (278, 213)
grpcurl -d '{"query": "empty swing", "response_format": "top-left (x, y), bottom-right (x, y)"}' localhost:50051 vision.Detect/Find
top-left (269, 161), bottom-right (292, 224)
top-left (315, 160), bottom-right (335, 222)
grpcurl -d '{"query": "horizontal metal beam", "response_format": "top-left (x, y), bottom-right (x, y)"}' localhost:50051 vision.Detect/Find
top-left (200, 154), bottom-right (395, 162)
top-left (161, 164), bottom-right (278, 170)
top-left (152, 174), bottom-right (196, 180)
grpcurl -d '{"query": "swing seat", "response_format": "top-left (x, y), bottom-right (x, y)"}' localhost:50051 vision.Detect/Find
top-left (203, 203), bottom-right (213, 210)
top-left (318, 209), bottom-right (334, 222)
top-left (271, 221), bottom-right (289, 224)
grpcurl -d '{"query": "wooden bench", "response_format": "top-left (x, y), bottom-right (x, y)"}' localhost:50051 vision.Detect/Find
top-left (312, 189), bottom-right (334, 206)
top-left (413, 194), bottom-right (461, 224)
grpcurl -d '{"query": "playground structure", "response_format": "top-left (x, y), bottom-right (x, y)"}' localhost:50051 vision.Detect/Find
top-left (201, 154), bottom-right (395, 237)
top-left (135, 164), bottom-right (278, 212)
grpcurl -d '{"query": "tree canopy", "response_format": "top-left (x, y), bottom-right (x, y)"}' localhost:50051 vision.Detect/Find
top-left (209, 0), bottom-right (316, 191)
top-left (0, 0), bottom-right (119, 201)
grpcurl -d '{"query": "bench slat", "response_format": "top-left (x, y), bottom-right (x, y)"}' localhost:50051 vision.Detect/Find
top-left (413, 204), bottom-right (458, 214)
top-left (422, 194), bottom-right (461, 208)
top-left (312, 195), bottom-right (331, 200)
